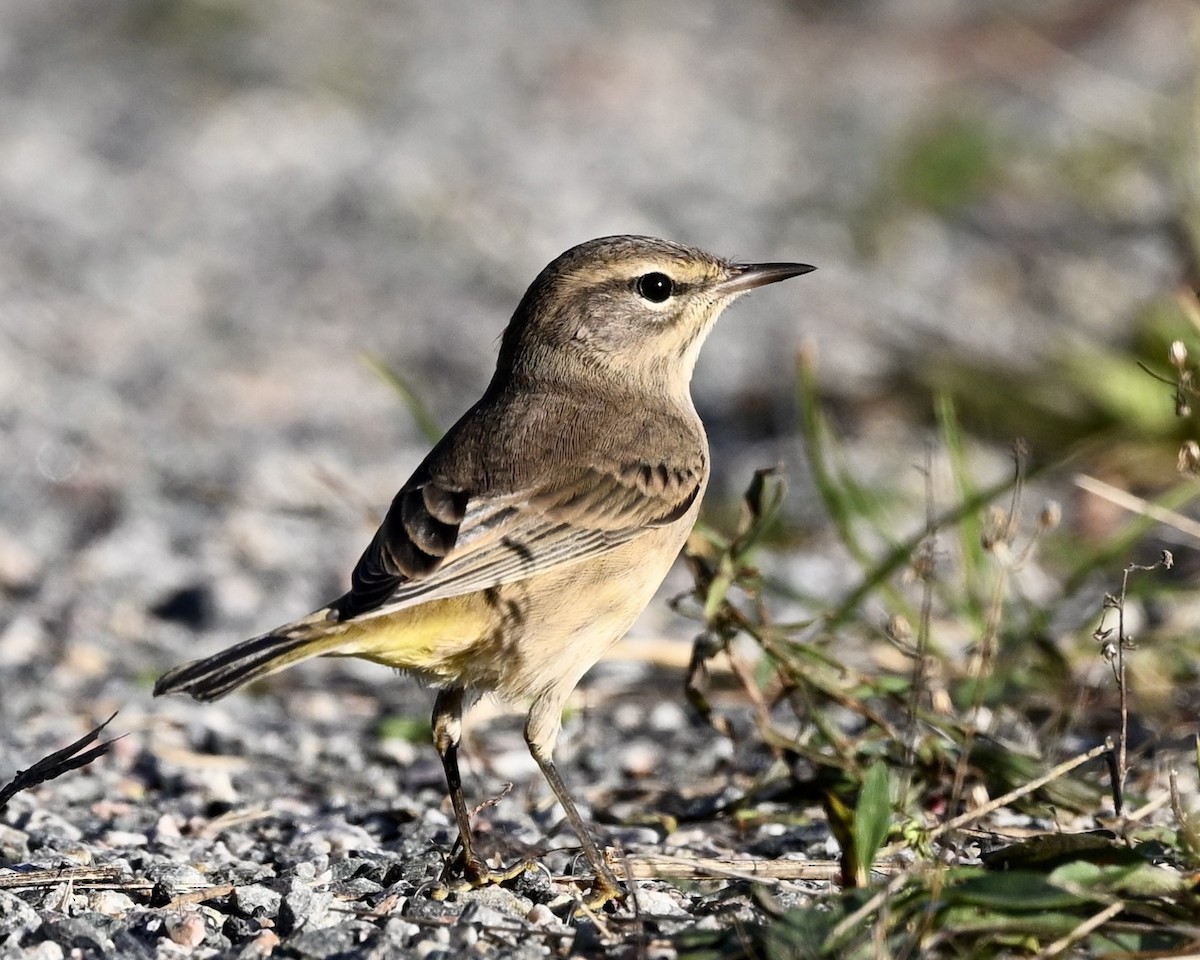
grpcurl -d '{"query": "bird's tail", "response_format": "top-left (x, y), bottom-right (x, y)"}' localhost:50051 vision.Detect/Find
top-left (153, 608), bottom-right (347, 702)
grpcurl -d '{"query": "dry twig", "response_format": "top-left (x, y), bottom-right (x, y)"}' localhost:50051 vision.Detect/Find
top-left (0, 714), bottom-right (119, 811)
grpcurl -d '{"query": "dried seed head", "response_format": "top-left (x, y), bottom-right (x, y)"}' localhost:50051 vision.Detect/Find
top-left (1178, 440), bottom-right (1200, 476)
top-left (912, 540), bottom-right (939, 581)
top-left (1170, 340), bottom-right (1188, 369)
top-left (1038, 501), bottom-right (1062, 531)
top-left (981, 505), bottom-right (1009, 551)
top-left (887, 613), bottom-right (913, 644)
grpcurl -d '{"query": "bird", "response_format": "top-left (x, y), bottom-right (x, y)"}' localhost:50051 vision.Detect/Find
top-left (154, 235), bottom-right (813, 905)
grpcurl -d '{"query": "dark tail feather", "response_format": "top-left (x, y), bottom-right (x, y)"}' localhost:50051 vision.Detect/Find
top-left (154, 611), bottom-right (339, 702)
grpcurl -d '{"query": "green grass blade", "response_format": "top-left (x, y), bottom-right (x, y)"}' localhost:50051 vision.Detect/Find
top-left (360, 351), bottom-right (444, 444)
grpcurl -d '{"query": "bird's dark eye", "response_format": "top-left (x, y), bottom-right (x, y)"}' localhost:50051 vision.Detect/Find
top-left (635, 272), bottom-right (674, 304)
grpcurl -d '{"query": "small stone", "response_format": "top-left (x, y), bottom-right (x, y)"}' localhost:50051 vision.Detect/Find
top-left (456, 924), bottom-right (479, 949)
top-left (20, 806), bottom-right (84, 842)
top-left (277, 879), bottom-right (313, 934)
top-left (330, 876), bottom-right (383, 899)
top-left (224, 915), bottom-right (264, 942)
top-left (0, 823), bottom-right (30, 859)
top-left (293, 831), bottom-right (332, 857)
top-left (147, 862), bottom-right (209, 902)
top-left (0, 615), bottom-right (42, 667)
top-left (103, 830), bottom-right (148, 847)
top-left (324, 823), bottom-right (377, 854)
top-left (16, 943), bottom-right (64, 960)
top-left (239, 929), bottom-right (281, 958)
top-left (526, 902), bottom-right (555, 926)
top-left (458, 899), bottom-right (517, 928)
top-left (166, 908), bottom-right (207, 947)
top-left (288, 920), bottom-right (377, 958)
top-left (0, 889), bottom-right (41, 943)
top-left (0, 533), bottom-right (40, 592)
top-left (153, 813), bottom-right (183, 840)
top-left (632, 886), bottom-right (689, 916)
top-left (40, 915), bottom-right (113, 954)
top-left (88, 889), bottom-right (137, 916)
top-left (293, 861), bottom-right (318, 881)
top-left (278, 878), bottom-right (336, 934)
top-left (329, 855), bottom-right (372, 882)
top-left (456, 883), bottom-right (530, 917)
top-left (621, 740), bottom-right (661, 778)
top-left (612, 702), bottom-right (644, 731)
top-left (233, 883), bottom-right (282, 918)
top-left (648, 700), bottom-right (687, 732)
top-left (381, 917), bottom-right (420, 945)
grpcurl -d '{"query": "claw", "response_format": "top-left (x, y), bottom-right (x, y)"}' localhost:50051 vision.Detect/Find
top-left (431, 854), bottom-right (537, 900)
top-left (582, 875), bottom-right (627, 910)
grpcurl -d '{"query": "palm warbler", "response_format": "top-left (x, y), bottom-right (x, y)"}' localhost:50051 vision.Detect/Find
top-left (155, 235), bottom-right (812, 903)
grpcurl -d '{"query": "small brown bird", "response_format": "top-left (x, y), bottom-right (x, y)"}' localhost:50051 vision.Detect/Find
top-left (155, 235), bottom-right (812, 903)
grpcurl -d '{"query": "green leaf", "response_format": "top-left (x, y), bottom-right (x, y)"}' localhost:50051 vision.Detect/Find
top-left (982, 832), bottom-right (1130, 872)
top-left (944, 870), bottom-right (1090, 911)
top-left (731, 467), bottom-right (788, 555)
top-left (938, 904), bottom-right (1085, 938)
top-left (1049, 859), bottom-right (1191, 899)
top-left (764, 905), bottom-right (841, 960)
top-left (702, 560), bottom-right (735, 622)
top-left (852, 762), bottom-right (891, 883)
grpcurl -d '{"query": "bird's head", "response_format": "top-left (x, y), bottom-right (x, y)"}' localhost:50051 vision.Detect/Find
top-left (497, 235), bottom-right (813, 400)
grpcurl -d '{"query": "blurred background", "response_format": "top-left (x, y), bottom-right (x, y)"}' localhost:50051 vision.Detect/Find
top-left (0, 0), bottom-right (1195, 731)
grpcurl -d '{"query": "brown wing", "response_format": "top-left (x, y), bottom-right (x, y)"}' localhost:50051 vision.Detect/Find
top-left (333, 456), bottom-right (703, 622)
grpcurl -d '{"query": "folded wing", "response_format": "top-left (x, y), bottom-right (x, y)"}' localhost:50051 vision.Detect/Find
top-left (334, 457), bottom-right (703, 622)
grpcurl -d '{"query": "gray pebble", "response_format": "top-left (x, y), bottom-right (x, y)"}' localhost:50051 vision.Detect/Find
top-left (0, 890), bottom-right (41, 944)
top-left (381, 917), bottom-right (420, 945)
top-left (277, 878), bottom-right (337, 935)
top-left (12, 943), bottom-right (65, 960)
top-left (232, 883), bottom-right (283, 918)
top-left (458, 898), bottom-right (517, 929)
top-left (276, 880), bottom-right (314, 935)
top-left (286, 919), bottom-right (377, 959)
top-left (165, 908), bottom-right (207, 948)
top-left (146, 862), bottom-right (209, 901)
top-left (87, 889), bottom-right (137, 917)
top-left (0, 825), bottom-right (30, 860)
top-left (39, 915), bottom-right (113, 954)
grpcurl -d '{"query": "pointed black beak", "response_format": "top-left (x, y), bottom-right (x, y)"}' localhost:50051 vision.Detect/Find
top-left (715, 261), bottom-right (816, 296)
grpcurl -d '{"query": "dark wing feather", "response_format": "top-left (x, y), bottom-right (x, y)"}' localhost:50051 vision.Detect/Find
top-left (340, 476), bottom-right (468, 618)
top-left (334, 458), bottom-right (702, 623)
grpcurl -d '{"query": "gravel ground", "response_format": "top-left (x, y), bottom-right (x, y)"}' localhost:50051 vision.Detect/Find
top-left (1, 0), bottom-right (1195, 956)
top-left (2, 664), bottom-right (834, 959)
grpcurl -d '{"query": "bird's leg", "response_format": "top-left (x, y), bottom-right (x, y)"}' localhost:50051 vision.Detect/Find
top-left (525, 694), bottom-right (627, 908)
top-left (432, 687), bottom-right (480, 877)
top-left (431, 687), bottom-right (531, 895)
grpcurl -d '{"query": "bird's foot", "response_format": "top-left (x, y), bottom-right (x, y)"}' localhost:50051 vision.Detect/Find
top-left (581, 873), bottom-right (627, 911)
top-left (430, 854), bottom-right (537, 900)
